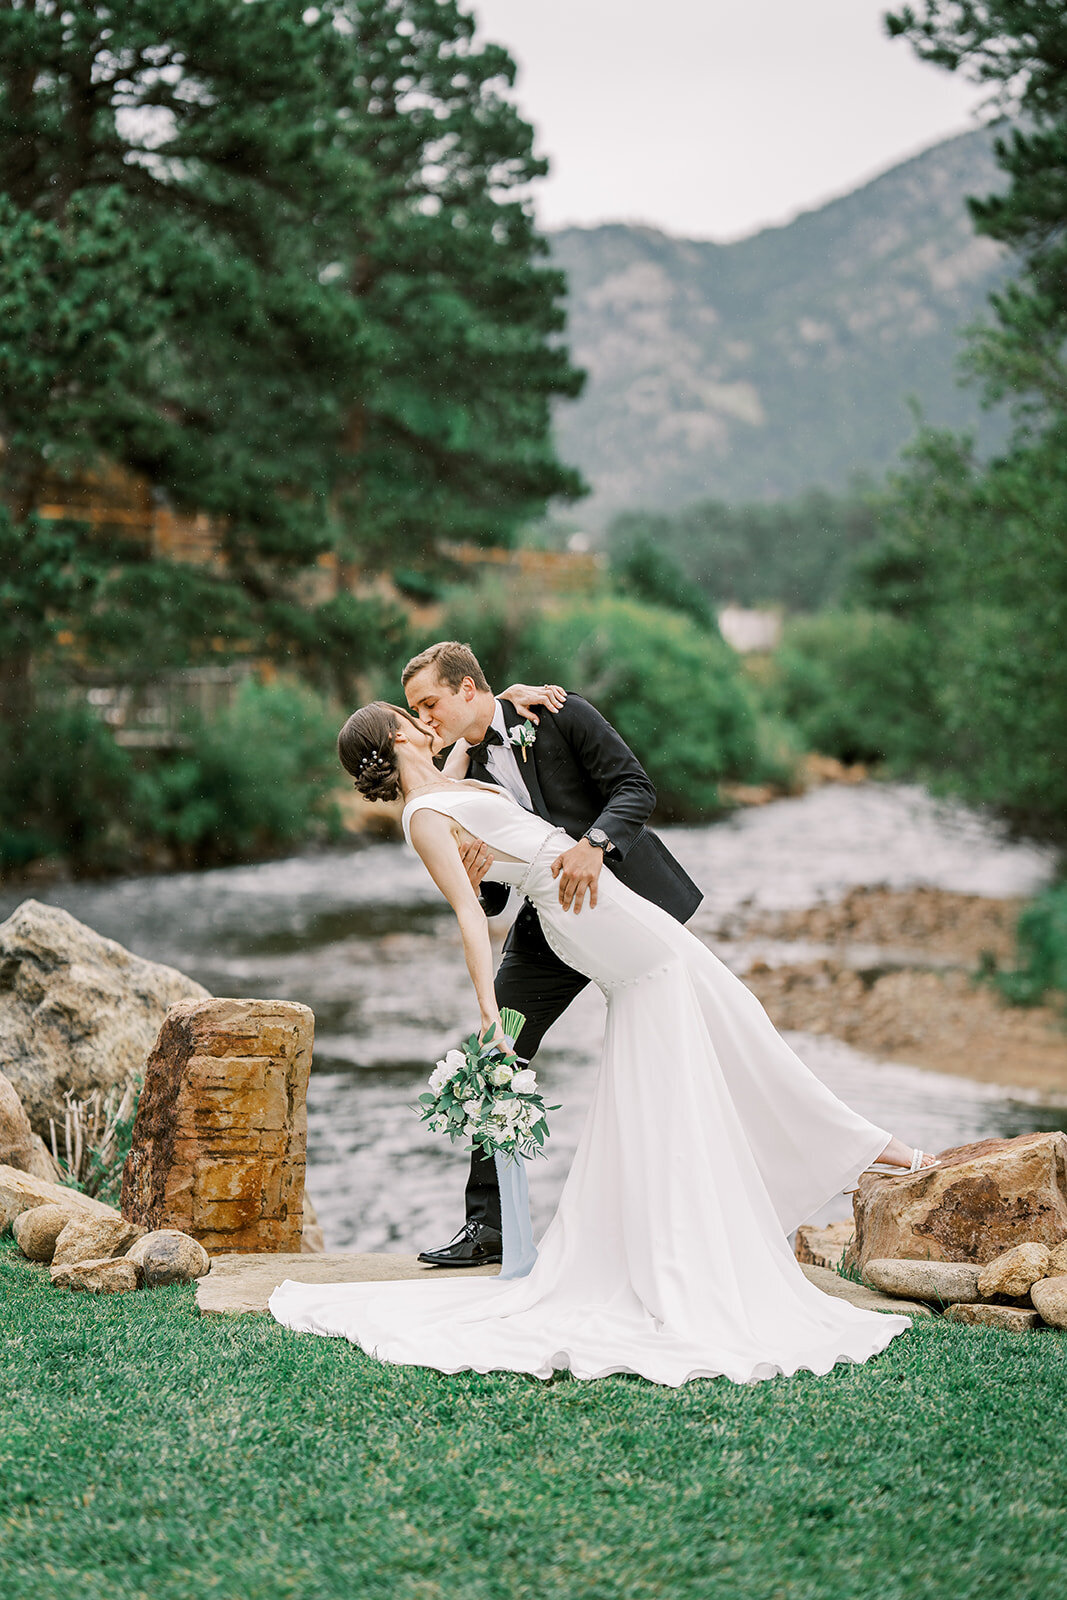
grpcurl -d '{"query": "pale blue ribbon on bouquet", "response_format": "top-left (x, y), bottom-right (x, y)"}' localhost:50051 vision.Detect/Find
top-left (493, 1149), bottom-right (537, 1279)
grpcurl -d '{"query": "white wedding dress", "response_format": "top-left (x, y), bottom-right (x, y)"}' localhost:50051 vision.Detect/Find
top-left (268, 789), bottom-right (911, 1385)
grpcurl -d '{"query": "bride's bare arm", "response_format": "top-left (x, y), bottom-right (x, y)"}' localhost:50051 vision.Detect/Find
top-left (407, 808), bottom-right (500, 1036)
top-left (441, 738), bottom-right (471, 779)
top-left (500, 682), bottom-right (567, 723)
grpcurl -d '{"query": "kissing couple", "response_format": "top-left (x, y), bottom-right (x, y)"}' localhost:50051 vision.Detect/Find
top-left (269, 640), bottom-right (938, 1386)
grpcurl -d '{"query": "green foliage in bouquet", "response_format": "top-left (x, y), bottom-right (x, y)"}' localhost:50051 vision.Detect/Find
top-left (417, 1009), bottom-right (558, 1161)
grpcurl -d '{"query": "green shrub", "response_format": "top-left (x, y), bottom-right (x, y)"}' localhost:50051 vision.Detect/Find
top-left (766, 609), bottom-right (938, 768)
top-left (994, 885), bottom-right (1067, 1008)
top-left (430, 588), bottom-right (790, 819)
top-left (0, 697), bottom-right (138, 872)
top-left (132, 677), bottom-right (343, 867)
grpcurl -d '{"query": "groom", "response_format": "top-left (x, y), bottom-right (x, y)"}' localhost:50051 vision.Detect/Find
top-left (403, 640), bottom-right (703, 1267)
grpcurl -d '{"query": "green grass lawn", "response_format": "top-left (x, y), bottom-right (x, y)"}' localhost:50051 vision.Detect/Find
top-left (2, 1236), bottom-right (1064, 1600)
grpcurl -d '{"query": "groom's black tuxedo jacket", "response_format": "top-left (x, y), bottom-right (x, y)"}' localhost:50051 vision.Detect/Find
top-left (468, 695), bottom-right (702, 926)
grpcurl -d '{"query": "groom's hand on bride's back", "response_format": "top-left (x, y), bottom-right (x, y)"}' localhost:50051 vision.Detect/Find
top-left (459, 836), bottom-right (494, 891)
top-left (551, 839), bottom-right (603, 914)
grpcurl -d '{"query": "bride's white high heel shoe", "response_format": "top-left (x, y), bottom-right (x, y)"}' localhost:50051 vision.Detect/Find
top-left (843, 1147), bottom-right (940, 1195)
top-left (863, 1147), bottom-right (940, 1178)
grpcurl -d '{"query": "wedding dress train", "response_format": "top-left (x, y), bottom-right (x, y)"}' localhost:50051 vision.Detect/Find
top-left (268, 790), bottom-right (911, 1386)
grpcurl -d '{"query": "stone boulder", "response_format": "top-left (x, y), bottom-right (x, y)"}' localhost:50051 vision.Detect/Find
top-left (0, 899), bottom-right (208, 1134)
top-left (301, 1193), bottom-right (325, 1254)
top-left (1048, 1240), bottom-right (1067, 1276)
top-left (0, 1163), bottom-right (119, 1234)
top-left (847, 1132), bottom-right (1067, 1273)
top-left (976, 1242), bottom-right (1051, 1299)
top-left (50, 1257), bottom-right (140, 1294)
top-left (0, 1069), bottom-right (58, 1181)
top-left (13, 1203), bottom-right (78, 1262)
top-left (793, 1219), bottom-right (853, 1270)
top-left (943, 1303), bottom-right (1045, 1332)
top-left (863, 1258), bottom-right (981, 1305)
top-left (52, 1213), bottom-right (143, 1267)
top-left (126, 1228), bottom-right (210, 1286)
top-left (122, 997), bottom-right (313, 1255)
top-left (1031, 1275), bottom-right (1067, 1329)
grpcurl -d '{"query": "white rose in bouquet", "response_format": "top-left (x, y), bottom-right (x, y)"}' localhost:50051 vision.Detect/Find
top-left (510, 1068), bottom-right (537, 1095)
top-left (488, 1062), bottom-right (513, 1088)
top-left (462, 1098), bottom-right (483, 1119)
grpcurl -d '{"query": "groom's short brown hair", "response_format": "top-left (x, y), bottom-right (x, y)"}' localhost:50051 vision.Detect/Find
top-left (402, 640), bottom-right (490, 693)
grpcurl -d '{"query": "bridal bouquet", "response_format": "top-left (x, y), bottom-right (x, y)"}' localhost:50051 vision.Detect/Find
top-left (417, 1008), bottom-right (555, 1160)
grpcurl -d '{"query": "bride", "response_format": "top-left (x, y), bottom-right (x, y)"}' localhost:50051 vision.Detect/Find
top-left (268, 702), bottom-right (937, 1386)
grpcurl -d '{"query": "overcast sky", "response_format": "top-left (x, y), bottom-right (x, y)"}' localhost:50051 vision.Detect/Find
top-left (470, 0), bottom-right (989, 240)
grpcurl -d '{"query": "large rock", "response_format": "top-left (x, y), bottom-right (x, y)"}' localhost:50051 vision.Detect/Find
top-left (943, 1303), bottom-right (1045, 1332)
top-left (1047, 1240), bottom-right (1067, 1276)
top-left (848, 1133), bottom-right (1067, 1273)
top-left (0, 900), bottom-right (208, 1135)
top-left (1031, 1275), bottom-right (1067, 1329)
top-left (122, 997), bottom-right (313, 1255)
top-left (977, 1242), bottom-right (1051, 1299)
top-left (793, 1220), bottom-right (853, 1270)
top-left (0, 1069), bottom-right (58, 1181)
top-left (0, 1068), bottom-right (36, 1169)
top-left (0, 1163), bottom-right (119, 1234)
top-left (126, 1228), bottom-right (210, 1286)
top-left (863, 1258), bottom-right (981, 1305)
top-left (301, 1193), bottom-right (325, 1254)
top-left (51, 1213), bottom-right (143, 1267)
top-left (13, 1203), bottom-right (75, 1262)
top-left (50, 1256), bottom-right (140, 1294)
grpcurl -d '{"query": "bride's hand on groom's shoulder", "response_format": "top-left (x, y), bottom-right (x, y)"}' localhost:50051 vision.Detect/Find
top-left (500, 682), bottom-right (567, 723)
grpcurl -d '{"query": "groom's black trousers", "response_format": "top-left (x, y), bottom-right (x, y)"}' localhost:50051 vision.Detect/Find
top-left (464, 902), bottom-right (589, 1233)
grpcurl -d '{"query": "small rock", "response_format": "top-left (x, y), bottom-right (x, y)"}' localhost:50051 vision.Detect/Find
top-left (976, 1241), bottom-right (1051, 1299)
top-left (13, 1203), bottom-right (81, 1262)
top-left (50, 1256), bottom-right (141, 1294)
top-left (52, 1214), bottom-right (143, 1267)
top-left (125, 1228), bottom-right (210, 1285)
top-left (0, 1163), bottom-right (119, 1233)
top-left (1031, 1275), bottom-right (1067, 1330)
top-left (944, 1303), bottom-right (1045, 1332)
top-left (794, 1220), bottom-right (853, 1270)
top-left (863, 1258), bottom-right (981, 1305)
top-left (1047, 1240), bottom-right (1067, 1277)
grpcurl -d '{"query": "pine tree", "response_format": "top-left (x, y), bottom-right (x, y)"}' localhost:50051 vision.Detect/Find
top-left (0, 0), bottom-right (582, 718)
top-left (886, 2), bottom-right (1067, 419)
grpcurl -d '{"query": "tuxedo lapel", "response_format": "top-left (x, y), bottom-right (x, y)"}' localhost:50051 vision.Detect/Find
top-left (499, 700), bottom-right (549, 820)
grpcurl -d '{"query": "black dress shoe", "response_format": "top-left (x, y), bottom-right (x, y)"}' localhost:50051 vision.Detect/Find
top-left (417, 1219), bottom-right (503, 1267)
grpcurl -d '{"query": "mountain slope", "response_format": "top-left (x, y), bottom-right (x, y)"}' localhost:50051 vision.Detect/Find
top-left (551, 128), bottom-right (1008, 523)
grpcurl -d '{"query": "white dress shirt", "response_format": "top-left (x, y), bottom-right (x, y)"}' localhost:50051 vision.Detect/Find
top-left (484, 700), bottom-right (535, 812)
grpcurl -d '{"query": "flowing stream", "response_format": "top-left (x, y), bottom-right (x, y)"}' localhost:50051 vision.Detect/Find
top-left (3, 782), bottom-right (1064, 1253)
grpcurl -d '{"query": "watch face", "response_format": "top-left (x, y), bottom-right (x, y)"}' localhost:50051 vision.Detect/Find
top-left (587, 830), bottom-right (608, 848)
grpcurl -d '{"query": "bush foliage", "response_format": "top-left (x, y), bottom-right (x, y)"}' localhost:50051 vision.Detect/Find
top-left (430, 589), bottom-right (792, 819)
top-left (0, 679), bottom-right (343, 874)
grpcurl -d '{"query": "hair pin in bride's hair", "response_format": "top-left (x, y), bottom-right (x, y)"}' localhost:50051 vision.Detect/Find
top-left (358, 752), bottom-right (392, 774)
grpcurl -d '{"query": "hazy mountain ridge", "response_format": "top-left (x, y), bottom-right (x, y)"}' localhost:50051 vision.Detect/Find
top-left (551, 128), bottom-right (1008, 523)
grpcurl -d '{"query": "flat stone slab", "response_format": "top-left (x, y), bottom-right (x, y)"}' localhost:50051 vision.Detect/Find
top-left (195, 1252), bottom-right (932, 1318)
top-left (801, 1263), bottom-right (932, 1318)
top-left (197, 1251), bottom-right (501, 1315)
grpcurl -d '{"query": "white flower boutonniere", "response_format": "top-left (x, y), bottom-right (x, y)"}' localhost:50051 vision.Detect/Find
top-left (508, 719), bottom-right (537, 763)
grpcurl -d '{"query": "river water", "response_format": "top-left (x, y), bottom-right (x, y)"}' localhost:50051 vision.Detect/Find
top-left (3, 783), bottom-right (1064, 1253)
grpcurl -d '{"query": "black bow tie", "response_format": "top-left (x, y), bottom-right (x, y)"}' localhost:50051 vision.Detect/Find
top-left (468, 726), bottom-right (504, 763)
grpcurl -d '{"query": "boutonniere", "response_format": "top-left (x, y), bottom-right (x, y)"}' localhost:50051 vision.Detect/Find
top-left (508, 719), bottom-right (537, 762)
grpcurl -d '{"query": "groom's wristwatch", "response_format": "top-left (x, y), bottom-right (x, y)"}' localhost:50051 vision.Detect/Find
top-left (583, 828), bottom-right (614, 855)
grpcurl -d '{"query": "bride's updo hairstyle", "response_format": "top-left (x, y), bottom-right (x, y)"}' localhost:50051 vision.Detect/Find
top-left (337, 701), bottom-right (419, 803)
